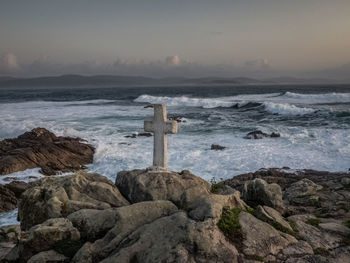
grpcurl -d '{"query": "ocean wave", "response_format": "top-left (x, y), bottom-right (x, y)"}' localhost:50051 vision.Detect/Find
top-left (281, 92), bottom-right (350, 104)
top-left (263, 102), bottom-right (316, 116)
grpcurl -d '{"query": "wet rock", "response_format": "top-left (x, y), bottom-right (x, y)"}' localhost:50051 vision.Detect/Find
top-left (0, 127), bottom-right (95, 176)
top-left (0, 184), bottom-right (17, 212)
top-left (242, 178), bottom-right (284, 212)
top-left (210, 144), bottom-right (226, 150)
top-left (169, 116), bottom-right (187, 123)
top-left (19, 171), bottom-right (129, 230)
top-left (124, 132), bottom-right (152, 138)
top-left (243, 130), bottom-right (280, 139)
top-left (6, 181), bottom-right (34, 198)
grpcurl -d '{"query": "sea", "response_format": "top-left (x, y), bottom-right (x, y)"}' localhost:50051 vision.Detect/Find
top-left (0, 84), bottom-right (350, 225)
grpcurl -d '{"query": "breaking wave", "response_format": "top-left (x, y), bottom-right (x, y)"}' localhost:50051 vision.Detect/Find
top-left (263, 102), bottom-right (316, 116)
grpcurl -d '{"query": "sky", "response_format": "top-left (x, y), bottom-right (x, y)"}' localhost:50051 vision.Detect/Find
top-left (1, 0), bottom-right (350, 79)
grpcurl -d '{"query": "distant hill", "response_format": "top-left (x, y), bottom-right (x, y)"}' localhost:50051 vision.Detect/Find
top-left (0, 74), bottom-right (344, 88)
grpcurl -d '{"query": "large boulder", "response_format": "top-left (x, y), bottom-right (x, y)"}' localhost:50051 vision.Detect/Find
top-left (284, 178), bottom-right (323, 205)
top-left (242, 178), bottom-right (284, 212)
top-left (115, 169), bottom-right (211, 209)
top-left (73, 212), bottom-right (239, 263)
top-left (239, 212), bottom-right (297, 258)
top-left (19, 171), bottom-right (129, 230)
top-left (68, 200), bottom-right (177, 242)
top-left (0, 127), bottom-right (95, 175)
top-left (6, 218), bottom-right (80, 262)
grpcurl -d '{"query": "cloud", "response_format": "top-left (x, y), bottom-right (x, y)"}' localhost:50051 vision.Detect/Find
top-left (245, 58), bottom-right (270, 69)
top-left (165, 55), bottom-right (181, 66)
top-left (0, 52), bottom-right (20, 74)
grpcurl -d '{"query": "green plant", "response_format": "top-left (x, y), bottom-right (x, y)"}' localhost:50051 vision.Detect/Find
top-left (270, 221), bottom-right (295, 236)
top-left (217, 207), bottom-right (244, 246)
top-left (210, 178), bottom-right (225, 194)
top-left (306, 218), bottom-right (321, 228)
top-left (53, 240), bottom-right (83, 258)
top-left (245, 254), bottom-right (264, 261)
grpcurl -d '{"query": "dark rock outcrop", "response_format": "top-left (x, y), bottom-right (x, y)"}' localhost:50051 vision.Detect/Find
top-left (124, 132), bottom-right (152, 138)
top-left (210, 144), bottom-right (226, 150)
top-left (0, 184), bottom-right (17, 212)
top-left (0, 127), bottom-right (95, 176)
top-left (244, 130), bottom-right (281, 139)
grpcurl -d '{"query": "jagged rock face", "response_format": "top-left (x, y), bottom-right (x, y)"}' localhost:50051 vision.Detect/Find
top-left (0, 184), bottom-right (17, 212)
top-left (239, 212), bottom-right (297, 257)
top-left (242, 178), bottom-right (284, 212)
top-left (0, 127), bottom-right (95, 175)
top-left (18, 172), bottom-right (129, 230)
top-left (115, 169), bottom-right (211, 209)
top-left (73, 212), bottom-right (239, 263)
top-left (5, 218), bottom-right (80, 263)
top-left (284, 178), bottom-right (323, 204)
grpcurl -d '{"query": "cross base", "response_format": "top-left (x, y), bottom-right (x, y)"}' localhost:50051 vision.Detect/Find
top-left (146, 166), bottom-right (173, 173)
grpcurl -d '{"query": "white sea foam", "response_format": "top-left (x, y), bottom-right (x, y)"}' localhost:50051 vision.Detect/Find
top-left (282, 92), bottom-right (350, 104)
top-left (0, 209), bottom-right (18, 226)
top-left (263, 102), bottom-right (316, 115)
top-left (0, 168), bottom-right (44, 184)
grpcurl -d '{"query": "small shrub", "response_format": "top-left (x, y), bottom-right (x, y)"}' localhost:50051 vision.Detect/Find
top-left (270, 221), bottom-right (295, 236)
top-left (217, 207), bottom-right (243, 246)
top-left (245, 254), bottom-right (264, 261)
top-left (306, 218), bottom-right (321, 228)
top-left (210, 178), bottom-right (225, 194)
top-left (314, 247), bottom-right (330, 257)
top-left (53, 240), bottom-right (83, 258)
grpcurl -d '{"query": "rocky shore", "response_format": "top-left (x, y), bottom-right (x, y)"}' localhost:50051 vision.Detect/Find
top-left (0, 166), bottom-right (347, 262)
top-left (0, 128), bottom-right (95, 176)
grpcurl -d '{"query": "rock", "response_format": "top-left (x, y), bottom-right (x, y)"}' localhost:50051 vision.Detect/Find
top-left (0, 184), bottom-right (17, 212)
top-left (72, 201), bottom-right (180, 262)
top-left (280, 240), bottom-right (314, 257)
top-left (243, 130), bottom-right (280, 139)
top-left (0, 225), bottom-right (20, 243)
top-left (74, 212), bottom-right (239, 263)
top-left (0, 242), bottom-right (17, 261)
top-left (7, 218), bottom-right (80, 262)
top-left (0, 127), bottom-right (95, 176)
top-left (318, 222), bottom-right (350, 236)
top-left (168, 116), bottom-right (187, 123)
top-left (255, 205), bottom-right (293, 232)
top-left (19, 171), bottom-right (129, 230)
top-left (210, 144), bottom-right (226, 150)
top-left (68, 200), bottom-right (177, 242)
top-left (284, 178), bottom-right (323, 203)
top-left (27, 250), bottom-right (70, 263)
top-left (242, 178), bottom-right (284, 212)
top-left (115, 169), bottom-right (210, 209)
top-left (288, 215), bottom-right (342, 250)
top-left (189, 191), bottom-right (249, 221)
top-left (6, 181), bottom-right (34, 198)
top-left (239, 212), bottom-right (297, 257)
top-left (341, 177), bottom-right (350, 186)
top-left (67, 209), bottom-right (119, 242)
top-left (124, 132), bottom-right (152, 138)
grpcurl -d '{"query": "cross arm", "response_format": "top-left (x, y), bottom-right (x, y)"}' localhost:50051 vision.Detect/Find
top-left (164, 120), bottom-right (178, 134)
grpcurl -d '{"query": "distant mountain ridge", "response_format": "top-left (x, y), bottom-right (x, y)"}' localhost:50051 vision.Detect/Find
top-left (0, 74), bottom-right (345, 88)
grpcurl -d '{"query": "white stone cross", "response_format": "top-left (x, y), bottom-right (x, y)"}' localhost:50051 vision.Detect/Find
top-left (144, 104), bottom-right (178, 170)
